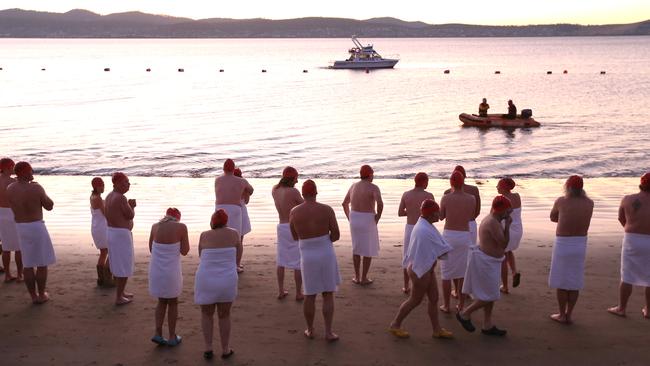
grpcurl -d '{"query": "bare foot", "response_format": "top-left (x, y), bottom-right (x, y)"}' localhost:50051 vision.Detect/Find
top-left (4, 275), bottom-right (16, 283)
top-left (115, 297), bottom-right (132, 306)
top-left (123, 292), bottom-right (134, 298)
top-left (550, 313), bottom-right (569, 324)
top-left (326, 332), bottom-right (339, 342)
top-left (360, 278), bottom-right (373, 286)
top-left (16, 275), bottom-right (24, 283)
top-left (304, 329), bottom-right (314, 339)
top-left (351, 277), bottom-right (361, 285)
top-left (295, 293), bottom-right (304, 302)
top-left (439, 305), bottom-right (450, 313)
top-left (35, 292), bottom-right (50, 304)
top-left (500, 285), bottom-right (509, 294)
top-left (607, 306), bottom-right (626, 317)
top-left (237, 266), bottom-right (244, 274)
top-left (451, 289), bottom-right (459, 299)
top-left (277, 290), bottom-right (289, 300)
top-left (643, 307), bottom-right (649, 319)
top-left (401, 287), bottom-right (410, 294)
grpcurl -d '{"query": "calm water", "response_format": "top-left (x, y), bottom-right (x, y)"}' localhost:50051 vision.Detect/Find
top-left (1, 37), bottom-right (649, 178)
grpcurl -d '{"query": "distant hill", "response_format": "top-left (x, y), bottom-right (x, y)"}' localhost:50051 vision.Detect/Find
top-left (0, 8), bottom-right (648, 38)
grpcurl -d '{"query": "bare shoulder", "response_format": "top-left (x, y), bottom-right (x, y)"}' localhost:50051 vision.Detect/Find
top-left (466, 184), bottom-right (480, 195)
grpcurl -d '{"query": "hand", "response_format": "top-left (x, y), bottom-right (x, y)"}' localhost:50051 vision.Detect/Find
top-left (128, 199), bottom-right (137, 208)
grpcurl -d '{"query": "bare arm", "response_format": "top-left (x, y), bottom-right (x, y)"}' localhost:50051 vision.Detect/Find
top-left (618, 198), bottom-right (626, 227)
top-left (244, 179), bottom-right (254, 196)
top-left (197, 233), bottom-right (204, 256)
top-left (180, 224), bottom-right (190, 256)
top-left (439, 196), bottom-right (447, 221)
top-left (235, 233), bottom-right (242, 263)
top-left (294, 190), bottom-right (304, 205)
top-left (289, 209), bottom-right (299, 241)
top-left (39, 185), bottom-right (54, 211)
top-left (121, 196), bottom-right (135, 220)
top-left (550, 198), bottom-right (560, 223)
top-left (148, 224), bottom-right (156, 253)
top-left (329, 207), bottom-right (340, 242)
top-left (342, 188), bottom-right (351, 220)
top-left (374, 186), bottom-right (383, 223)
top-left (397, 194), bottom-right (407, 217)
top-left (474, 192), bottom-right (481, 218)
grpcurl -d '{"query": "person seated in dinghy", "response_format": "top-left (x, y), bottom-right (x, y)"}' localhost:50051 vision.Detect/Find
top-left (502, 100), bottom-right (517, 119)
top-left (478, 98), bottom-right (490, 117)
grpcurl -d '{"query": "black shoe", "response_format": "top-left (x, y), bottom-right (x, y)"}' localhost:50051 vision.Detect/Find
top-left (481, 326), bottom-right (507, 336)
top-left (456, 312), bottom-right (476, 332)
top-left (203, 351), bottom-right (213, 360)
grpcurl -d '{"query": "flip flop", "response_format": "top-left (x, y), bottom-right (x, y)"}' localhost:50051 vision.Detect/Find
top-left (221, 349), bottom-right (234, 359)
top-left (351, 278), bottom-right (361, 285)
top-left (456, 312), bottom-right (476, 332)
top-left (481, 326), bottom-right (507, 336)
top-left (432, 328), bottom-right (454, 339)
top-left (387, 328), bottom-right (410, 339)
top-left (203, 351), bottom-right (214, 360)
top-left (513, 272), bottom-right (521, 288)
top-left (151, 335), bottom-right (167, 346)
top-left (167, 335), bottom-right (182, 347)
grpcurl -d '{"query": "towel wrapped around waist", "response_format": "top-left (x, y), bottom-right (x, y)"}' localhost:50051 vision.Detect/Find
top-left (300, 234), bottom-right (341, 295)
top-left (107, 227), bottom-right (135, 277)
top-left (16, 220), bottom-right (56, 267)
top-left (194, 247), bottom-right (238, 304)
top-left (505, 208), bottom-right (523, 252)
top-left (215, 204), bottom-right (243, 235)
top-left (469, 220), bottom-right (478, 247)
top-left (149, 242), bottom-right (183, 299)
top-left (240, 200), bottom-right (251, 235)
top-left (403, 218), bottom-right (451, 278)
top-left (402, 224), bottom-right (415, 268)
top-left (621, 233), bottom-right (650, 287)
top-left (276, 223), bottom-right (300, 270)
top-left (0, 207), bottom-right (21, 251)
top-left (548, 236), bottom-right (588, 290)
top-left (90, 208), bottom-right (108, 249)
top-left (349, 210), bottom-right (379, 257)
top-left (440, 229), bottom-right (472, 280)
top-left (462, 247), bottom-right (504, 302)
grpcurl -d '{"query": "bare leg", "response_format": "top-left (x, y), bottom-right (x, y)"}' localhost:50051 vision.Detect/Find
top-left (2, 251), bottom-right (16, 281)
top-left (500, 258), bottom-right (509, 293)
top-left (461, 299), bottom-right (489, 319)
top-left (550, 289), bottom-right (569, 323)
top-left (294, 270), bottom-right (304, 301)
top-left (15, 251), bottom-right (23, 281)
top-left (155, 299), bottom-right (167, 337)
top-left (456, 278), bottom-right (466, 310)
top-left (23, 267), bottom-right (39, 303)
top-left (482, 302), bottom-right (494, 329)
top-left (276, 266), bottom-right (288, 299)
top-left (425, 270), bottom-right (448, 336)
top-left (507, 251), bottom-right (517, 274)
top-left (322, 292), bottom-right (338, 341)
top-left (390, 270), bottom-right (426, 329)
top-left (97, 248), bottom-right (108, 267)
top-left (644, 287), bottom-right (650, 318)
top-left (168, 298), bottom-right (178, 339)
top-left (440, 279), bottom-right (452, 312)
top-left (402, 269), bottom-right (410, 294)
top-left (237, 236), bottom-right (244, 269)
top-left (115, 277), bottom-right (131, 305)
top-left (565, 290), bottom-right (579, 323)
top-left (217, 302), bottom-right (233, 355)
top-left (352, 255), bottom-right (361, 283)
top-left (608, 282), bottom-right (633, 316)
top-left (361, 257), bottom-right (373, 284)
top-left (35, 266), bottom-right (49, 303)
top-left (303, 294), bottom-right (316, 338)
top-left (201, 304), bottom-right (216, 352)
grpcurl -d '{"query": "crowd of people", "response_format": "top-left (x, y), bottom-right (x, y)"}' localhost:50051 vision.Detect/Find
top-left (0, 156), bottom-right (649, 359)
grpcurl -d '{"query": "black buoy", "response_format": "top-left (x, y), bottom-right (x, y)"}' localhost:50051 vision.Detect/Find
top-left (494, 70), bottom-right (501, 74)
top-left (104, 68), bottom-right (110, 72)
top-left (0, 67), bottom-right (3, 71)
top-left (178, 68), bottom-right (184, 72)
top-left (443, 69), bottom-right (450, 74)
top-left (563, 70), bottom-right (568, 74)
top-left (303, 69), bottom-right (308, 73)
top-left (262, 69), bottom-right (267, 73)
top-left (41, 68), bottom-right (46, 71)
top-left (547, 71), bottom-right (552, 74)
top-left (146, 68), bottom-right (151, 72)
top-left (600, 71), bottom-right (606, 75)
top-left (219, 69), bottom-right (224, 72)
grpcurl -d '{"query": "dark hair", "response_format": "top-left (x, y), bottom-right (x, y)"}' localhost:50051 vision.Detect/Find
top-left (278, 176), bottom-right (296, 187)
top-left (565, 187), bottom-right (586, 198)
top-left (640, 184), bottom-right (650, 192)
top-left (210, 222), bottom-right (226, 230)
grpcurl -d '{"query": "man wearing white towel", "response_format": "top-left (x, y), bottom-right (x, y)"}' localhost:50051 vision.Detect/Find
top-left (457, 195), bottom-right (512, 336)
top-left (388, 199), bottom-right (453, 340)
top-left (607, 172), bottom-right (650, 318)
top-left (105, 172), bottom-right (137, 306)
top-left (214, 158), bottom-right (254, 273)
top-left (7, 162), bottom-right (55, 304)
top-left (272, 166), bottom-right (304, 301)
top-left (290, 179), bottom-right (341, 342)
top-left (548, 175), bottom-right (593, 324)
top-left (397, 172), bottom-right (434, 294)
top-left (439, 170), bottom-right (476, 313)
top-left (342, 164), bottom-right (383, 285)
top-left (444, 165), bottom-right (482, 247)
top-left (0, 158), bottom-right (23, 283)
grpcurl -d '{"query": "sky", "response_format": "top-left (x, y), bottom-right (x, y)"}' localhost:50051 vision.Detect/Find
top-left (0, 0), bottom-right (649, 25)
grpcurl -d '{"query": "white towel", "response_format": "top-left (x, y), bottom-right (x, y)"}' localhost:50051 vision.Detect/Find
top-left (403, 218), bottom-right (452, 278)
top-left (90, 208), bottom-right (108, 250)
top-left (15, 221), bottom-right (56, 267)
top-left (621, 233), bottom-right (650, 287)
top-left (215, 204), bottom-right (243, 235)
top-left (148, 242), bottom-right (183, 299)
top-left (469, 220), bottom-right (478, 247)
top-left (240, 199), bottom-right (251, 235)
top-left (548, 236), bottom-right (588, 290)
top-left (440, 229), bottom-right (472, 280)
top-left (402, 224), bottom-right (415, 268)
top-left (300, 234), bottom-right (341, 295)
top-left (0, 207), bottom-right (21, 251)
top-left (349, 210), bottom-right (380, 257)
top-left (107, 227), bottom-right (135, 277)
top-left (276, 223), bottom-right (300, 270)
top-left (194, 247), bottom-right (238, 304)
top-left (462, 247), bottom-right (504, 302)
top-left (506, 208), bottom-right (523, 252)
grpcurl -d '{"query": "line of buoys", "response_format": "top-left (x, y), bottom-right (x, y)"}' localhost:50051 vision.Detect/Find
top-left (444, 69), bottom-right (450, 74)
top-left (104, 68), bottom-right (110, 72)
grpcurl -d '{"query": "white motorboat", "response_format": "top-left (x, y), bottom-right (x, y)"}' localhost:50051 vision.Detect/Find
top-left (330, 36), bottom-right (399, 69)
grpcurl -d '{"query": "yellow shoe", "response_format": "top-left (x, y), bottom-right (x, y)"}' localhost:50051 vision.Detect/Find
top-left (387, 328), bottom-right (410, 338)
top-left (432, 328), bottom-right (453, 339)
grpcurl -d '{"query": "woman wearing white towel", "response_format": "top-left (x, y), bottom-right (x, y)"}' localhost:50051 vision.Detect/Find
top-left (148, 208), bottom-right (189, 347)
top-left (233, 168), bottom-right (251, 273)
top-left (497, 178), bottom-right (523, 293)
top-left (195, 209), bottom-right (240, 359)
top-left (90, 177), bottom-right (110, 286)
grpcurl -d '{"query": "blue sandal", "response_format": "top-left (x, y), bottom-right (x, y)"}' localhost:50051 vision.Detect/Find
top-left (151, 335), bottom-right (167, 346)
top-left (167, 335), bottom-right (182, 347)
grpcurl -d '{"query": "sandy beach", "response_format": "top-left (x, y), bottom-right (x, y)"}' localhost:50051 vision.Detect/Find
top-left (1, 176), bottom-right (649, 365)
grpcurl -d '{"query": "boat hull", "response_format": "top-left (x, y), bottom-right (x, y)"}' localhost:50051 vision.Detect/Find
top-left (330, 59), bottom-right (399, 69)
top-left (458, 113), bottom-right (541, 128)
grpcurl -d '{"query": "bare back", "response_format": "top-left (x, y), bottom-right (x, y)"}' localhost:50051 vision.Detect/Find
top-left (198, 227), bottom-right (240, 254)
top-left (272, 185), bottom-right (304, 223)
top-left (149, 220), bottom-right (190, 254)
top-left (214, 174), bottom-right (254, 205)
top-left (346, 180), bottom-right (382, 213)
top-left (502, 192), bottom-right (522, 209)
top-left (7, 181), bottom-right (53, 223)
top-left (478, 214), bottom-right (509, 258)
top-left (440, 191), bottom-right (476, 231)
top-left (0, 174), bottom-right (16, 207)
top-left (550, 196), bottom-right (594, 237)
top-left (290, 201), bottom-right (340, 241)
top-left (105, 191), bottom-right (134, 230)
top-left (399, 189), bottom-right (435, 225)
top-left (620, 192), bottom-right (650, 235)
top-left (445, 184), bottom-right (481, 218)
top-left (90, 193), bottom-right (104, 212)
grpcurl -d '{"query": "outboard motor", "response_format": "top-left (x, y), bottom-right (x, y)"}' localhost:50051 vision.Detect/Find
top-left (521, 109), bottom-right (532, 119)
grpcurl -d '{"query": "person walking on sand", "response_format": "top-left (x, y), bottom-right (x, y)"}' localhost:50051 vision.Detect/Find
top-left (548, 175), bottom-right (593, 324)
top-left (456, 195), bottom-right (512, 337)
top-left (397, 172), bottom-right (435, 294)
top-left (439, 170), bottom-right (476, 313)
top-left (342, 165), bottom-right (383, 285)
top-left (148, 208), bottom-right (189, 347)
top-left (0, 158), bottom-right (23, 283)
top-left (195, 209), bottom-right (240, 360)
top-left (388, 199), bottom-right (453, 340)
top-left (214, 158), bottom-right (254, 273)
top-left (272, 166), bottom-right (304, 301)
top-left (233, 168), bottom-right (252, 271)
top-left (290, 180), bottom-right (341, 342)
top-left (7, 162), bottom-right (56, 304)
top-left (105, 172), bottom-right (137, 306)
top-left (497, 178), bottom-right (523, 294)
top-left (90, 177), bottom-right (112, 287)
top-left (607, 172), bottom-right (650, 319)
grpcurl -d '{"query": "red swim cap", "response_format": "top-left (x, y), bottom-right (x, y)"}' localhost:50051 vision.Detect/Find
top-left (91, 177), bottom-right (104, 189)
top-left (166, 207), bottom-right (181, 221)
top-left (420, 199), bottom-right (440, 216)
top-left (641, 172), bottom-right (650, 189)
top-left (454, 165), bottom-right (466, 178)
top-left (492, 195), bottom-right (512, 213)
top-left (0, 158), bottom-right (15, 172)
top-left (211, 209), bottom-right (228, 227)
top-left (223, 159), bottom-right (235, 173)
top-left (566, 175), bottom-right (583, 190)
top-left (497, 178), bottom-right (516, 191)
top-left (112, 172), bottom-right (128, 185)
top-left (14, 161), bottom-right (33, 179)
top-left (233, 168), bottom-right (242, 178)
top-left (414, 172), bottom-right (428, 188)
top-left (360, 165), bottom-right (374, 179)
top-left (282, 166), bottom-right (298, 179)
top-left (450, 170), bottom-right (464, 189)
top-left (302, 179), bottom-right (317, 197)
